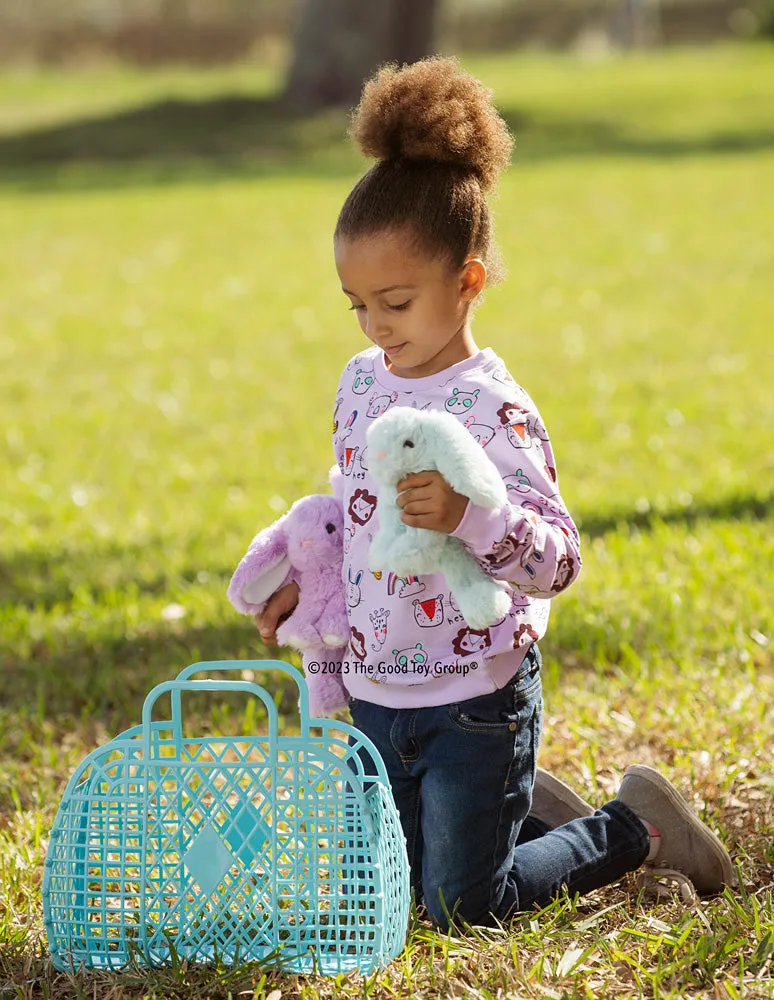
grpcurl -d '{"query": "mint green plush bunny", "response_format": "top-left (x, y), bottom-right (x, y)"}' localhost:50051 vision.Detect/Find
top-left (367, 406), bottom-right (513, 629)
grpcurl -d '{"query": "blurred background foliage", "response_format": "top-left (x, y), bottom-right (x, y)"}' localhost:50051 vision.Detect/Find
top-left (0, 0), bottom-right (770, 74)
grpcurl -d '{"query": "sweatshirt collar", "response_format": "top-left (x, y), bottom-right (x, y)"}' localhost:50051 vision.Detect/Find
top-left (375, 346), bottom-right (496, 393)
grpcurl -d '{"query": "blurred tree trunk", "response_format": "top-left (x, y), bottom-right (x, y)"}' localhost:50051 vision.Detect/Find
top-left (613, 0), bottom-right (661, 47)
top-left (283, 0), bottom-right (438, 111)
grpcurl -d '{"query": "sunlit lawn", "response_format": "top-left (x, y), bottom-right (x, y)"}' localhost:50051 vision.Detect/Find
top-left (1, 42), bottom-right (773, 999)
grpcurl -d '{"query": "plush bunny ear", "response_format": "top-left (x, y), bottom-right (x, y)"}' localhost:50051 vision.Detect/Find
top-left (432, 413), bottom-right (508, 510)
top-left (227, 515), bottom-right (294, 615)
top-left (328, 463), bottom-right (344, 502)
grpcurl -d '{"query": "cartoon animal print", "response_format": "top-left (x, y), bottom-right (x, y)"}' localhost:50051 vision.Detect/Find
top-left (369, 608), bottom-right (391, 650)
top-left (496, 401), bottom-right (532, 450)
top-left (392, 643), bottom-right (427, 672)
top-left (350, 626), bottom-right (367, 660)
top-left (337, 409), bottom-right (357, 442)
top-left (463, 415), bottom-right (497, 447)
top-left (448, 591), bottom-right (461, 614)
top-left (352, 368), bottom-right (375, 394)
top-left (341, 446), bottom-right (360, 477)
top-left (445, 387), bottom-right (480, 413)
top-left (513, 623), bottom-right (539, 647)
top-left (412, 595), bottom-right (444, 627)
top-left (483, 532), bottom-right (530, 567)
top-left (386, 572), bottom-right (426, 599)
top-left (358, 446), bottom-right (369, 473)
top-left (346, 568), bottom-right (363, 609)
top-left (522, 550), bottom-right (545, 581)
top-left (343, 526), bottom-right (355, 555)
top-left (497, 401), bottom-right (530, 426)
top-left (348, 488), bottom-right (377, 526)
top-left (551, 555), bottom-right (575, 592)
top-left (452, 626), bottom-right (492, 657)
top-left (409, 399), bottom-right (432, 411)
top-left (504, 469), bottom-right (532, 495)
top-left (366, 391), bottom-right (399, 418)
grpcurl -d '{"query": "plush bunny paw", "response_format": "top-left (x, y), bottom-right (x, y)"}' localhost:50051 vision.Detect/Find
top-left (321, 632), bottom-right (349, 648)
top-left (276, 619), bottom-right (321, 651)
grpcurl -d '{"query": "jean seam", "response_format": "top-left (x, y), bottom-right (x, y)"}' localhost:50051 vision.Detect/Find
top-left (528, 803), bottom-right (650, 906)
top-left (487, 707), bottom-right (535, 919)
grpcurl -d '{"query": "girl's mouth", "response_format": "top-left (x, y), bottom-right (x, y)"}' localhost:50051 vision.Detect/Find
top-left (384, 343), bottom-right (407, 356)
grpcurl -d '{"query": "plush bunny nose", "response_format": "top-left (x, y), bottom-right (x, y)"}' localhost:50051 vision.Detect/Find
top-left (375, 450), bottom-right (387, 462)
top-left (300, 538), bottom-right (314, 549)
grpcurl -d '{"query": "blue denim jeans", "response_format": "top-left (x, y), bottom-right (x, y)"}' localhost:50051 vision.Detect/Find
top-left (348, 645), bottom-right (650, 929)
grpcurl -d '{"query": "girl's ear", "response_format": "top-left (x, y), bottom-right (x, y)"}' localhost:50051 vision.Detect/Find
top-left (460, 258), bottom-right (487, 301)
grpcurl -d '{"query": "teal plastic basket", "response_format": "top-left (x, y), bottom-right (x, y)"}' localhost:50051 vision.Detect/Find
top-left (42, 661), bottom-right (410, 975)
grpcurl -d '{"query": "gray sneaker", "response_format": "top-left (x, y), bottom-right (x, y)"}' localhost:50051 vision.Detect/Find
top-left (530, 767), bottom-right (595, 828)
top-left (617, 764), bottom-right (734, 896)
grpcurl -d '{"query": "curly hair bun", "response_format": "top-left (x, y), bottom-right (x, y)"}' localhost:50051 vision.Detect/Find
top-left (350, 56), bottom-right (513, 191)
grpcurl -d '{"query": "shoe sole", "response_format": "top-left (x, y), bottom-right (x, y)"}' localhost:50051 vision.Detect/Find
top-left (624, 764), bottom-right (735, 893)
top-left (531, 767), bottom-right (595, 827)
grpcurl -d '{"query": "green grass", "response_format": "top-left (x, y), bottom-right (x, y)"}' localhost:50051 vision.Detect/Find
top-left (1, 41), bottom-right (773, 999)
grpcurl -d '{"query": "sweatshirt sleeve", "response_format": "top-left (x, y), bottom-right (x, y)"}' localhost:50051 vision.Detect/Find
top-left (450, 404), bottom-right (582, 599)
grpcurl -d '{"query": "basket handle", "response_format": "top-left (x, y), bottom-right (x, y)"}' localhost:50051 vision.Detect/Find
top-left (141, 678), bottom-right (283, 757)
top-left (174, 659), bottom-right (310, 729)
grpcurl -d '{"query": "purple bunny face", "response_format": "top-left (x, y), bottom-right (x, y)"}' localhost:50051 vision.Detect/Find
top-left (285, 495), bottom-right (344, 571)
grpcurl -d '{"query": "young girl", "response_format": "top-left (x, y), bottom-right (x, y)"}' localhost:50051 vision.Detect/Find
top-left (258, 57), bottom-right (733, 928)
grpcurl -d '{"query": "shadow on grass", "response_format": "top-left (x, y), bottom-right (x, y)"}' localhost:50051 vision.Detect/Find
top-left (1, 94), bottom-right (773, 192)
top-left (0, 535), bottom-right (233, 612)
top-left (1, 618), bottom-right (304, 726)
top-left (576, 490), bottom-right (773, 538)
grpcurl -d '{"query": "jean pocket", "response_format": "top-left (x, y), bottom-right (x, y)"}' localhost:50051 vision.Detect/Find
top-left (448, 686), bottom-right (523, 734)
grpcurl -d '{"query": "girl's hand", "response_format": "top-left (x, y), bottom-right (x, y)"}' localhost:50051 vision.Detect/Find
top-left (396, 471), bottom-right (469, 533)
top-left (254, 581), bottom-right (300, 646)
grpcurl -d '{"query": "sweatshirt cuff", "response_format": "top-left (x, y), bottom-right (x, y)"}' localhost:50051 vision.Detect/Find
top-left (451, 501), bottom-right (509, 555)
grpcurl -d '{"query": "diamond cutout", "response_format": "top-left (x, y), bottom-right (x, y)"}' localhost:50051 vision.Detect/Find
top-left (183, 822), bottom-right (237, 897)
top-left (222, 801), bottom-right (272, 868)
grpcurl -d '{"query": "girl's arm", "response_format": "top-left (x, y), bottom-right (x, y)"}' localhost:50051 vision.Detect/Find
top-left (451, 413), bottom-right (582, 599)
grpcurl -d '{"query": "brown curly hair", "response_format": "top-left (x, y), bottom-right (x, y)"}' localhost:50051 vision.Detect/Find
top-left (334, 57), bottom-right (513, 284)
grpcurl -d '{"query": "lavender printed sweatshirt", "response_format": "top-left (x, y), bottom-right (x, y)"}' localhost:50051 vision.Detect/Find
top-left (332, 346), bottom-right (581, 708)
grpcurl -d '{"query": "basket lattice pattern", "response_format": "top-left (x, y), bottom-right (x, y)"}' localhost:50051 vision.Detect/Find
top-left (43, 662), bottom-right (410, 975)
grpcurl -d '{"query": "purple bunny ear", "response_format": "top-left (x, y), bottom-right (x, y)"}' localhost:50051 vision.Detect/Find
top-left (227, 515), bottom-right (294, 615)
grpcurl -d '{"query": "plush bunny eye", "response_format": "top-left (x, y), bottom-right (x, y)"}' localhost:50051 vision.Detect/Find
top-left (403, 439), bottom-right (415, 448)
top-left (325, 522), bottom-right (336, 534)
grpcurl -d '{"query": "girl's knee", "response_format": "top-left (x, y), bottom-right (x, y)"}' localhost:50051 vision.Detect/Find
top-left (422, 882), bottom-right (494, 932)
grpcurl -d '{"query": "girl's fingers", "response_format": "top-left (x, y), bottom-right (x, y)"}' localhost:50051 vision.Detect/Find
top-left (255, 582), bottom-right (300, 644)
top-left (399, 498), bottom-right (437, 515)
top-left (397, 472), bottom-right (438, 492)
top-left (396, 487), bottom-right (436, 508)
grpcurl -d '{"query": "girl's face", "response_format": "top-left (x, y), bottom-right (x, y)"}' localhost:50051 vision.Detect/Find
top-left (334, 227), bottom-right (485, 379)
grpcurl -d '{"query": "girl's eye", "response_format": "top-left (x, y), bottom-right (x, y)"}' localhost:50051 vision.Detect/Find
top-left (388, 301), bottom-right (411, 312)
top-left (348, 304), bottom-right (366, 312)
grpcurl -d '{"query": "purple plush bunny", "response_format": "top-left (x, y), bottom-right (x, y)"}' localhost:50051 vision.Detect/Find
top-left (228, 494), bottom-right (350, 716)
